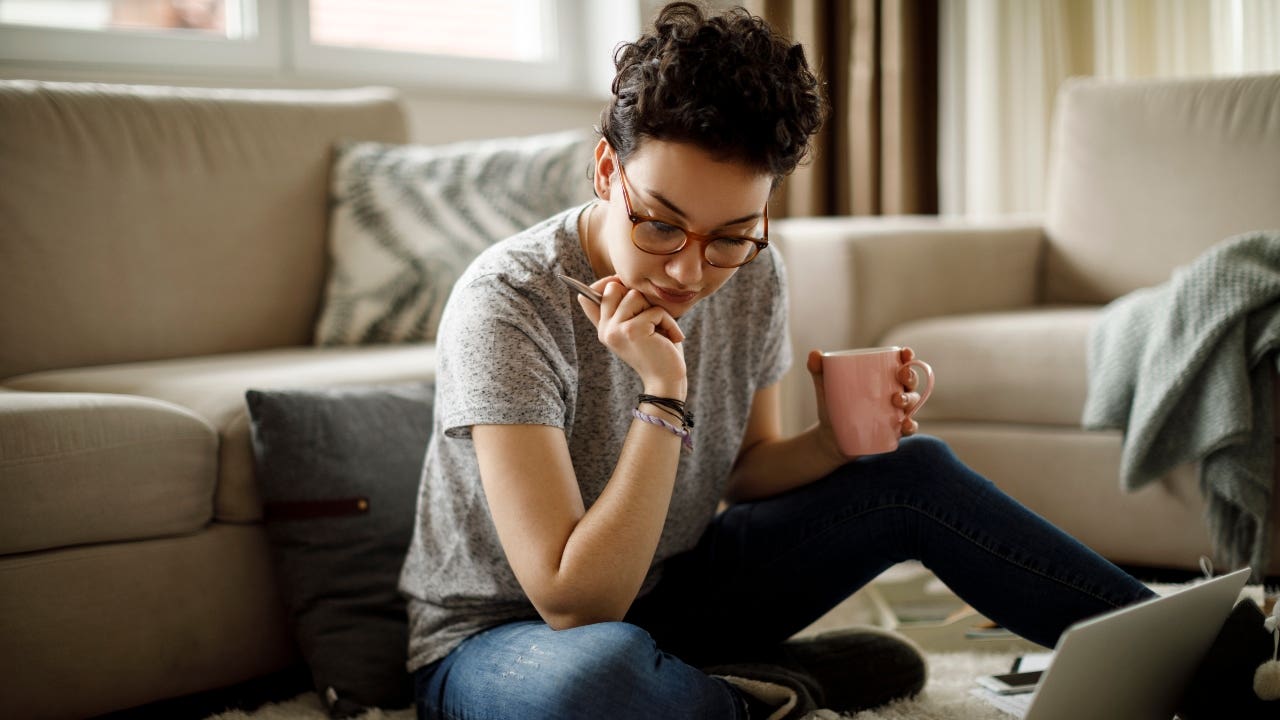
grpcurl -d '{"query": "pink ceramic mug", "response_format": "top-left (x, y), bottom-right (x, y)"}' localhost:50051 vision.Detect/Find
top-left (821, 347), bottom-right (935, 456)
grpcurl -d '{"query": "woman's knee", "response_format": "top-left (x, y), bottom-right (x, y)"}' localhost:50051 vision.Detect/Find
top-left (554, 621), bottom-right (661, 683)
top-left (843, 434), bottom-right (987, 494)
top-left (891, 435), bottom-right (979, 479)
top-left (542, 620), bottom-right (732, 712)
top-left (492, 623), bottom-right (663, 706)
top-left (427, 622), bottom-right (674, 719)
top-left (894, 434), bottom-right (955, 464)
top-left (891, 435), bottom-right (996, 498)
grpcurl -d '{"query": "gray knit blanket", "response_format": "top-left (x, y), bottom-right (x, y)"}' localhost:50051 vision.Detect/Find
top-left (1082, 231), bottom-right (1280, 580)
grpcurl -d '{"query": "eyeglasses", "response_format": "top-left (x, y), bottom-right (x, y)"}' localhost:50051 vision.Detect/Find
top-left (616, 160), bottom-right (769, 268)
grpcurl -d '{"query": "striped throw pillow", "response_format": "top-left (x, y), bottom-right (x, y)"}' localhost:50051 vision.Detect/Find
top-left (314, 129), bottom-right (595, 346)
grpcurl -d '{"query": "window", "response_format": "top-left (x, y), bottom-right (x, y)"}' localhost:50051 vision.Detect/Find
top-left (0, 0), bottom-right (636, 96)
top-left (289, 0), bottom-right (583, 93)
top-left (0, 0), bottom-right (245, 37)
top-left (307, 1), bottom-right (544, 61)
top-left (0, 0), bottom-right (274, 69)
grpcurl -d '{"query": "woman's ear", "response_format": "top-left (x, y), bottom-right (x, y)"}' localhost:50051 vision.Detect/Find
top-left (592, 138), bottom-right (615, 201)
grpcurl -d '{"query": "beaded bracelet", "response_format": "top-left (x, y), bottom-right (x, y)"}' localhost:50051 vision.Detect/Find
top-left (631, 408), bottom-right (694, 453)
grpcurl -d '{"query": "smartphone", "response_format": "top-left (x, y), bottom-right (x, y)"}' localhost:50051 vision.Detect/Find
top-left (557, 274), bottom-right (603, 305)
top-left (976, 670), bottom-right (1043, 695)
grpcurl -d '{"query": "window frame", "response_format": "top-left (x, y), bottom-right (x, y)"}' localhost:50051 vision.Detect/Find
top-left (0, 0), bottom-right (633, 97)
top-left (287, 0), bottom-right (584, 94)
top-left (0, 0), bottom-right (279, 70)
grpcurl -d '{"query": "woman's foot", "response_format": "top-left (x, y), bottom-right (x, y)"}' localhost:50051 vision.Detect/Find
top-left (777, 626), bottom-right (927, 712)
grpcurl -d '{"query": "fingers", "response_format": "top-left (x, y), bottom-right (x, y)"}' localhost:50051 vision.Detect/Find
top-left (895, 345), bottom-right (922, 433)
top-left (807, 349), bottom-right (824, 375)
top-left (898, 366), bottom-right (918, 390)
top-left (597, 278), bottom-right (652, 323)
top-left (898, 348), bottom-right (923, 436)
top-left (576, 294), bottom-right (601, 325)
top-left (893, 391), bottom-right (922, 410)
top-left (651, 308), bottom-right (685, 343)
top-left (595, 277), bottom-right (627, 317)
top-left (590, 277), bottom-right (684, 343)
top-left (806, 350), bottom-right (828, 403)
top-left (897, 348), bottom-right (919, 390)
top-left (807, 350), bottom-right (827, 408)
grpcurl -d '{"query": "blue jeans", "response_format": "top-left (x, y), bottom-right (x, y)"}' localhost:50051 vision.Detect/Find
top-left (414, 435), bottom-right (1154, 719)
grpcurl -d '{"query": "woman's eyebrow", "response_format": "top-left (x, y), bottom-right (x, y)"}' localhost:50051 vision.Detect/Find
top-left (647, 189), bottom-right (763, 230)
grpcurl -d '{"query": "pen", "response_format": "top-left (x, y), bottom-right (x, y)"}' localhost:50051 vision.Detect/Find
top-left (557, 273), bottom-right (603, 305)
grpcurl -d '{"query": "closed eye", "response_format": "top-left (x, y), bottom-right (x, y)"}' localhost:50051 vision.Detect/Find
top-left (647, 220), bottom-right (684, 236)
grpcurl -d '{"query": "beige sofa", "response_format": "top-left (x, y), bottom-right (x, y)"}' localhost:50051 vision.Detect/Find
top-left (0, 81), bottom-right (437, 718)
top-left (774, 72), bottom-right (1280, 578)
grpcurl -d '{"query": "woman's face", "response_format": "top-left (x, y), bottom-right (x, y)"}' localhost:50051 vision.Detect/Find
top-left (587, 138), bottom-right (773, 319)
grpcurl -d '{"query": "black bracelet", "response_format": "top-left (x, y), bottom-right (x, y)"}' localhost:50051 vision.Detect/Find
top-left (645, 402), bottom-right (685, 425)
top-left (637, 394), bottom-right (694, 429)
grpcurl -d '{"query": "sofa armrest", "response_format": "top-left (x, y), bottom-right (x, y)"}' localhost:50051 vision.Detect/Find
top-left (772, 215), bottom-right (1046, 434)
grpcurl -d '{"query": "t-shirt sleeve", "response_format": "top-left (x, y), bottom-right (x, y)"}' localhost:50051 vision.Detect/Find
top-left (435, 273), bottom-right (569, 439)
top-left (755, 249), bottom-right (793, 390)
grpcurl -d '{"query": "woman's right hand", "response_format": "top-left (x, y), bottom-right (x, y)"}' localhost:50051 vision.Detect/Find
top-left (578, 276), bottom-right (687, 397)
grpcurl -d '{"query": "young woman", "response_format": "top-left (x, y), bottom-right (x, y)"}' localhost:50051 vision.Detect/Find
top-left (399, 4), bottom-right (1155, 718)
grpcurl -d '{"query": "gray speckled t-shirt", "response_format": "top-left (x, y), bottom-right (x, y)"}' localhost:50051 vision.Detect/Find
top-left (398, 203), bottom-right (791, 671)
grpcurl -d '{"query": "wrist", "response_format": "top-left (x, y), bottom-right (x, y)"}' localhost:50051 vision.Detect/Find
top-left (641, 380), bottom-right (686, 401)
top-left (637, 394), bottom-right (693, 428)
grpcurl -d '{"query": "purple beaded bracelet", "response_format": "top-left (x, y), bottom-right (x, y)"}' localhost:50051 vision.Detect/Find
top-left (631, 408), bottom-right (694, 453)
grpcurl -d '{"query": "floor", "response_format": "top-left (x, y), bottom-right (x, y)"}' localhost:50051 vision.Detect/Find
top-left (97, 562), bottom-right (1224, 718)
top-left (92, 666), bottom-right (313, 720)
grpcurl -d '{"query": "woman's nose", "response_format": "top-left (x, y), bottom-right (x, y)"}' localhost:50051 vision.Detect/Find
top-left (665, 241), bottom-right (704, 285)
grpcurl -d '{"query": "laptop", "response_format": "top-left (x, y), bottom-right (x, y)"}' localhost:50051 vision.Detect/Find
top-left (985, 567), bottom-right (1251, 719)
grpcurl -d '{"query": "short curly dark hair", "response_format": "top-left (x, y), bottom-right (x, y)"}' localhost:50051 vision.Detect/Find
top-left (599, 2), bottom-right (827, 181)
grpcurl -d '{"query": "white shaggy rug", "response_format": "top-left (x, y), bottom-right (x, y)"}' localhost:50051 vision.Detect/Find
top-left (206, 651), bottom-right (1021, 720)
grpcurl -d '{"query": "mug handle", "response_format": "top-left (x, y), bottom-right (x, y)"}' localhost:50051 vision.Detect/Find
top-left (903, 359), bottom-right (934, 420)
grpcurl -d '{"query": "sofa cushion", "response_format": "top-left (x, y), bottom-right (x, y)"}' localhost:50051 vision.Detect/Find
top-left (312, 129), bottom-right (595, 346)
top-left (3, 345), bottom-right (437, 522)
top-left (880, 306), bottom-right (1098, 427)
top-left (1044, 73), bottom-right (1280, 304)
top-left (0, 523), bottom-right (296, 719)
top-left (0, 81), bottom-right (408, 379)
top-left (246, 382), bottom-right (434, 717)
top-left (0, 392), bottom-right (216, 554)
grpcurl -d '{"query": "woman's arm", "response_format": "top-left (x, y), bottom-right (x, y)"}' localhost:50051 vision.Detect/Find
top-left (473, 417), bottom-right (683, 630)
top-left (475, 276), bottom-right (689, 630)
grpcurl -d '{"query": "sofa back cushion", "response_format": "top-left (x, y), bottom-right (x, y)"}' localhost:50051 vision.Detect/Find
top-left (313, 130), bottom-right (596, 346)
top-left (1044, 73), bottom-right (1280, 304)
top-left (0, 81), bottom-right (407, 379)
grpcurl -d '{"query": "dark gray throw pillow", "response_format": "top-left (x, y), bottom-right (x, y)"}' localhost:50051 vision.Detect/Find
top-left (245, 382), bottom-right (434, 718)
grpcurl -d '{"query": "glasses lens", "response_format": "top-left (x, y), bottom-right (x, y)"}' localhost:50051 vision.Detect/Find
top-left (705, 238), bottom-right (758, 267)
top-left (633, 220), bottom-right (687, 254)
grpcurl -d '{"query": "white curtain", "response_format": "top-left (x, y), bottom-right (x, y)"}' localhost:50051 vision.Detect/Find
top-left (940, 0), bottom-right (1280, 217)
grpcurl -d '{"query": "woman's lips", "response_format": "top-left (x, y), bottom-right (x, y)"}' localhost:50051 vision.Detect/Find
top-left (652, 284), bottom-right (698, 304)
